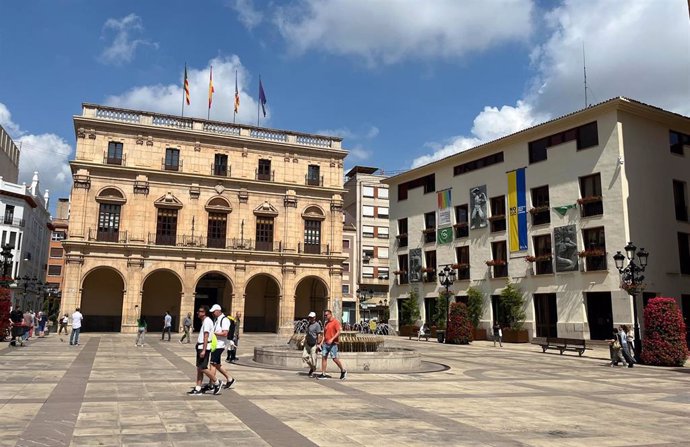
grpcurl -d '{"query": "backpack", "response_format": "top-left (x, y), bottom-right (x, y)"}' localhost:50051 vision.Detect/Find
top-left (209, 332), bottom-right (218, 352)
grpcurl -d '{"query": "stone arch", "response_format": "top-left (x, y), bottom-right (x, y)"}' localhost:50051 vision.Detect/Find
top-left (141, 269), bottom-right (183, 332)
top-left (80, 266), bottom-right (126, 332)
top-left (301, 205), bottom-right (326, 254)
top-left (294, 275), bottom-right (329, 320)
top-left (193, 271), bottom-right (234, 331)
top-left (95, 186), bottom-right (127, 204)
top-left (301, 204), bottom-right (326, 219)
top-left (205, 196), bottom-right (232, 213)
top-left (243, 273), bottom-right (281, 333)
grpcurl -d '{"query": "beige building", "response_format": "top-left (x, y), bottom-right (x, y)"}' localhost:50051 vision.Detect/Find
top-left (385, 97), bottom-right (690, 342)
top-left (343, 166), bottom-right (391, 323)
top-left (341, 223), bottom-right (356, 323)
top-left (61, 103), bottom-right (347, 334)
top-left (0, 125), bottom-right (20, 183)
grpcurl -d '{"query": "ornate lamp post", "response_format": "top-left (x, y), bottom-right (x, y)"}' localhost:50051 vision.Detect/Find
top-left (613, 242), bottom-right (649, 360)
top-left (356, 288), bottom-right (373, 323)
top-left (1, 243), bottom-right (14, 288)
top-left (438, 265), bottom-right (456, 343)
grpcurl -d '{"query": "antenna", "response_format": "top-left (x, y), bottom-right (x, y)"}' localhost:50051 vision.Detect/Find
top-left (583, 42), bottom-right (588, 108)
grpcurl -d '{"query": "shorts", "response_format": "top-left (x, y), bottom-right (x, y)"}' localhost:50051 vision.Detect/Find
top-left (195, 345), bottom-right (211, 370)
top-left (210, 347), bottom-right (225, 365)
top-left (321, 343), bottom-right (339, 359)
top-left (12, 326), bottom-right (24, 338)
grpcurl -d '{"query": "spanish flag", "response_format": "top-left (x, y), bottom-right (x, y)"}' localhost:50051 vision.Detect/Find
top-left (184, 64), bottom-right (190, 105)
top-left (208, 66), bottom-right (214, 110)
top-left (234, 70), bottom-right (240, 114)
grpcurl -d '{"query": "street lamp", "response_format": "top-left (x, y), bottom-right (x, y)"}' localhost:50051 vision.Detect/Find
top-left (613, 242), bottom-right (649, 360)
top-left (14, 275), bottom-right (43, 310)
top-left (356, 288), bottom-right (374, 323)
top-left (1, 243), bottom-right (14, 288)
top-left (438, 265), bottom-right (456, 343)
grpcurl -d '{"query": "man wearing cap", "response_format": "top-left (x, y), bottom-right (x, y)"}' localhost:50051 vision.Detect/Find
top-left (302, 311), bottom-right (323, 377)
top-left (209, 304), bottom-right (236, 390)
top-left (187, 305), bottom-right (220, 395)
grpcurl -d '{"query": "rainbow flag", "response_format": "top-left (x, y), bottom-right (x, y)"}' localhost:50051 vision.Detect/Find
top-left (437, 189), bottom-right (451, 209)
top-left (507, 168), bottom-right (528, 252)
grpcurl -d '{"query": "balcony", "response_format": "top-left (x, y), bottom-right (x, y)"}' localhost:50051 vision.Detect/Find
top-left (394, 270), bottom-right (409, 285)
top-left (422, 228), bottom-right (436, 244)
top-left (2, 217), bottom-right (24, 227)
top-left (486, 260), bottom-right (508, 278)
top-left (305, 175), bottom-right (324, 186)
top-left (454, 223), bottom-right (468, 238)
top-left (422, 269), bottom-right (437, 283)
top-left (530, 206), bottom-right (550, 226)
top-left (88, 228), bottom-right (128, 243)
top-left (104, 155), bottom-right (124, 166)
top-left (212, 164), bottom-right (231, 177)
top-left (162, 159), bottom-right (182, 172)
top-left (578, 196), bottom-right (603, 217)
top-left (256, 169), bottom-right (275, 181)
top-left (298, 242), bottom-right (330, 255)
top-left (579, 248), bottom-right (608, 271)
top-left (489, 215), bottom-right (506, 232)
top-left (396, 233), bottom-right (408, 248)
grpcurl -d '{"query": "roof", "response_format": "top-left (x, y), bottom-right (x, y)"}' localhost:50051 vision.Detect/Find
top-left (345, 166), bottom-right (381, 177)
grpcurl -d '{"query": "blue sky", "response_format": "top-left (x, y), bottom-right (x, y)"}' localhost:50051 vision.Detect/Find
top-left (0, 0), bottom-right (688, 213)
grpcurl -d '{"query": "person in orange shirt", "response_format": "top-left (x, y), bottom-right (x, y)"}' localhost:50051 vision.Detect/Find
top-left (316, 309), bottom-right (347, 380)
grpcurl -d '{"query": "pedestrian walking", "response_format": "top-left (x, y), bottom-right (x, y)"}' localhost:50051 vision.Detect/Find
top-left (622, 324), bottom-right (636, 361)
top-left (9, 307), bottom-right (24, 347)
top-left (69, 308), bottom-right (83, 346)
top-left (22, 310), bottom-right (32, 342)
top-left (58, 314), bottom-right (69, 335)
top-left (135, 316), bottom-right (147, 347)
top-left (37, 312), bottom-right (47, 338)
top-left (317, 310), bottom-right (347, 380)
top-left (187, 305), bottom-right (220, 395)
top-left (618, 326), bottom-right (634, 367)
top-left (226, 311), bottom-right (241, 363)
top-left (162, 311), bottom-right (172, 341)
top-left (180, 312), bottom-right (192, 343)
top-left (492, 322), bottom-right (503, 347)
top-left (608, 328), bottom-right (628, 367)
top-left (29, 310), bottom-right (35, 338)
top-left (302, 311), bottom-right (323, 377)
top-left (209, 304), bottom-right (235, 389)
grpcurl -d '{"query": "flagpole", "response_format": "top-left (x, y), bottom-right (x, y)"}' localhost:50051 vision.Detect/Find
top-left (233, 69), bottom-right (237, 124)
top-left (257, 75), bottom-right (261, 127)
top-left (181, 63), bottom-right (186, 118)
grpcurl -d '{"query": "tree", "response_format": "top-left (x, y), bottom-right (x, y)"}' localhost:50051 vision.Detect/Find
top-left (446, 302), bottom-right (473, 344)
top-left (498, 282), bottom-right (526, 330)
top-left (434, 290), bottom-right (449, 329)
top-left (400, 287), bottom-right (420, 326)
top-left (467, 287), bottom-right (484, 329)
top-left (641, 297), bottom-right (688, 367)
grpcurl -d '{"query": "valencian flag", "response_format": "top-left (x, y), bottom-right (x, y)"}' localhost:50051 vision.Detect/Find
top-left (208, 66), bottom-right (215, 110)
top-left (184, 64), bottom-right (190, 105)
top-left (234, 70), bottom-right (240, 114)
top-left (507, 168), bottom-right (528, 252)
top-left (259, 78), bottom-right (267, 117)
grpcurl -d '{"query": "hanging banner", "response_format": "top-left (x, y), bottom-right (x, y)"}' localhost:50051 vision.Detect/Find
top-left (409, 248), bottom-right (422, 283)
top-left (437, 227), bottom-right (453, 245)
top-left (470, 185), bottom-right (488, 229)
top-left (507, 168), bottom-right (528, 252)
top-left (437, 189), bottom-right (452, 227)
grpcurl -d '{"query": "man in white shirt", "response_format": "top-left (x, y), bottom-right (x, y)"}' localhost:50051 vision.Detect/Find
top-left (69, 308), bottom-right (83, 346)
top-left (161, 311), bottom-right (172, 341)
top-left (209, 304), bottom-right (235, 390)
top-left (187, 305), bottom-right (220, 395)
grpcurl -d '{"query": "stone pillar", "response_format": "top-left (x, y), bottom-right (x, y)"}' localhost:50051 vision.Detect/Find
top-left (278, 267), bottom-right (297, 336)
top-left (121, 268), bottom-right (142, 334)
top-left (60, 259), bottom-right (84, 318)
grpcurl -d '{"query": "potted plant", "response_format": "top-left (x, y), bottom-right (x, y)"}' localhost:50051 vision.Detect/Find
top-left (577, 195), bottom-right (602, 205)
top-left (578, 248), bottom-right (606, 258)
top-left (485, 259), bottom-right (506, 267)
top-left (498, 282), bottom-right (528, 343)
top-left (434, 290), bottom-right (450, 343)
top-left (467, 287), bottom-right (486, 340)
top-left (528, 205), bottom-right (550, 215)
top-left (398, 288), bottom-right (421, 337)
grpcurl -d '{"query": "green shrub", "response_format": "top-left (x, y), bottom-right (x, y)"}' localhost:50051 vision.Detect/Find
top-left (641, 297), bottom-right (688, 366)
top-left (434, 290), bottom-right (450, 329)
top-left (467, 287), bottom-right (484, 329)
top-left (400, 287), bottom-right (420, 325)
top-left (446, 302), bottom-right (473, 344)
top-left (499, 283), bottom-right (526, 330)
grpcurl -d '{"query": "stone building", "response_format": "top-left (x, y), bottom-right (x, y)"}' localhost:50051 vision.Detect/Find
top-left (0, 124), bottom-right (20, 183)
top-left (384, 97), bottom-right (690, 341)
top-left (61, 104), bottom-right (347, 334)
top-left (46, 198), bottom-right (70, 301)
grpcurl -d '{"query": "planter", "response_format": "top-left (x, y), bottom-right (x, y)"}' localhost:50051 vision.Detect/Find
top-left (398, 325), bottom-right (417, 337)
top-left (436, 330), bottom-right (445, 343)
top-left (473, 328), bottom-right (487, 341)
top-left (502, 328), bottom-right (529, 343)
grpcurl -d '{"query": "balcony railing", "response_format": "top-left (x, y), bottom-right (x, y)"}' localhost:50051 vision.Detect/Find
top-left (298, 243), bottom-right (330, 255)
top-left (256, 169), bottom-right (275, 181)
top-left (2, 217), bottom-right (24, 227)
top-left (88, 228), bottom-right (128, 243)
top-left (305, 175), bottom-right (323, 186)
top-left (212, 164), bottom-right (231, 177)
top-left (162, 158), bottom-right (182, 172)
top-left (104, 155), bottom-right (124, 166)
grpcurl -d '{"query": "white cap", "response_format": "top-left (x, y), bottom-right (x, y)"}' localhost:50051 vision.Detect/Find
top-left (308, 311), bottom-right (316, 318)
top-left (209, 304), bottom-right (222, 312)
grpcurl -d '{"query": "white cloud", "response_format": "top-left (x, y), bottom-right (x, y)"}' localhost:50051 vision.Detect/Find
top-left (99, 14), bottom-right (158, 65)
top-left (274, 0), bottom-right (534, 65)
top-left (413, 0), bottom-right (690, 168)
top-left (347, 146), bottom-right (371, 161)
top-left (316, 125), bottom-right (379, 161)
top-left (231, 0), bottom-right (264, 29)
top-left (0, 103), bottom-right (21, 135)
top-left (105, 56), bottom-right (266, 124)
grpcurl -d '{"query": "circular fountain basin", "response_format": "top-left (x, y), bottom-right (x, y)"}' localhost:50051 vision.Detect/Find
top-left (254, 345), bottom-right (422, 373)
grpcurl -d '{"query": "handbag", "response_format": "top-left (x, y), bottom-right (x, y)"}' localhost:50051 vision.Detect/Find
top-left (612, 338), bottom-right (621, 350)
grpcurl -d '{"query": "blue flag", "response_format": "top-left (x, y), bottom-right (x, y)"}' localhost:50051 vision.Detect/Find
top-left (259, 79), bottom-right (267, 117)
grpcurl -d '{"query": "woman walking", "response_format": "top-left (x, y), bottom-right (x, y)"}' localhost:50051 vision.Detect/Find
top-left (135, 317), bottom-right (147, 347)
top-left (58, 314), bottom-right (69, 335)
top-left (608, 328), bottom-right (628, 367)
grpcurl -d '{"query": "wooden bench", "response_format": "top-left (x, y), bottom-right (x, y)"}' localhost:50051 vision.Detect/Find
top-left (537, 337), bottom-right (589, 356)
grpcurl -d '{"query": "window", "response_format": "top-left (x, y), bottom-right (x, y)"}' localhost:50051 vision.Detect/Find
top-left (533, 234), bottom-right (553, 275)
top-left (343, 239), bottom-right (350, 249)
top-left (424, 250), bottom-right (437, 282)
top-left (156, 208), bottom-right (178, 245)
top-left (490, 196), bottom-right (506, 232)
top-left (377, 207), bottom-right (389, 218)
top-left (362, 225), bottom-right (374, 238)
top-left (491, 241), bottom-right (508, 278)
top-left (307, 165), bottom-right (321, 186)
top-left (454, 152), bottom-right (504, 175)
top-left (378, 188), bottom-right (389, 199)
top-left (255, 217), bottom-right (274, 251)
top-left (378, 226), bottom-right (389, 239)
top-left (362, 205), bottom-right (374, 217)
top-left (304, 220), bottom-right (322, 254)
top-left (454, 204), bottom-right (469, 238)
top-left (362, 266), bottom-right (374, 278)
top-left (398, 174), bottom-right (435, 200)
top-left (378, 267), bottom-right (389, 280)
top-left (363, 246), bottom-right (374, 261)
top-left (528, 138), bottom-right (548, 164)
top-left (258, 159), bottom-right (272, 181)
top-left (576, 121), bottom-right (599, 150)
top-left (107, 141), bottom-right (123, 165)
top-left (378, 247), bottom-right (389, 259)
top-left (214, 154), bottom-right (228, 176)
top-left (397, 218), bottom-right (408, 248)
top-left (579, 173), bottom-right (603, 217)
top-left (670, 130), bottom-right (690, 155)
top-left (49, 248), bottom-right (63, 258)
top-left (342, 284), bottom-right (350, 295)
top-left (678, 232), bottom-right (690, 275)
top-left (398, 254), bottom-right (409, 284)
top-left (207, 213), bottom-right (227, 249)
top-left (98, 203), bottom-right (121, 242)
top-left (527, 121), bottom-right (598, 164)
top-left (342, 262), bottom-right (350, 273)
top-left (424, 211), bottom-right (436, 243)
top-left (582, 227), bottom-right (607, 271)
top-left (455, 246), bottom-right (470, 280)
top-left (164, 148), bottom-right (180, 171)
top-left (673, 180), bottom-right (688, 221)
top-left (531, 186), bottom-right (550, 225)
top-left (362, 186), bottom-right (375, 197)
top-left (51, 231), bottom-right (66, 241)
top-left (3, 205), bottom-right (14, 225)
top-left (47, 265), bottom-right (62, 276)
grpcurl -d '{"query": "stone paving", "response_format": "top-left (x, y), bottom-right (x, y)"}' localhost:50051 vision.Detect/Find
top-left (1, 332), bottom-right (690, 447)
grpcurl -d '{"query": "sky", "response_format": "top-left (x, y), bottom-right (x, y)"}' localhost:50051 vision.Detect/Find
top-left (0, 0), bottom-right (688, 214)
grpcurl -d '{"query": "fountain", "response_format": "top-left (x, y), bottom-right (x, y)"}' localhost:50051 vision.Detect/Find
top-left (253, 320), bottom-right (425, 373)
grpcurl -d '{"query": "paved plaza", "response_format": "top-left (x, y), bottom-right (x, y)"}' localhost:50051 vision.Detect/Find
top-left (1, 333), bottom-right (690, 447)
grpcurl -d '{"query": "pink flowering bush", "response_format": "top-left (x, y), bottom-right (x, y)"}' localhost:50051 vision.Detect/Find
top-left (0, 285), bottom-right (10, 339)
top-left (641, 297), bottom-right (688, 367)
top-left (446, 302), bottom-right (473, 344)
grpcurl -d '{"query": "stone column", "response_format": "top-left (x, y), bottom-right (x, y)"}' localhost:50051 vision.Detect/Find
top-left (121, 267), bottom-right (143, 334)
top-left (278, 267), bottom-right (297, 336)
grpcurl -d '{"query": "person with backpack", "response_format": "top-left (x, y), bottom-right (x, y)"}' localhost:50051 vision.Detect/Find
top-left (302, 311), bottom-right (323, 377)
top-left (187, 305), bottom-right (220, 395)
top-left (208, 304), bottom-right (235, 390)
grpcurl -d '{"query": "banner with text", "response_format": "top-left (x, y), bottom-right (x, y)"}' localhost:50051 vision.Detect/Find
top-left (507, 168), bottom-right (528, 252)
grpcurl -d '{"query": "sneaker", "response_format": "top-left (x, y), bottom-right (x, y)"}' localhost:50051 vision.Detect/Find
top-left (308, 367), bottom-right (315, 377)
top-left (212, 381), bottom-right (222, 395)
top-left (200, 383), bottom-right (212, 393)
top-left (224, 378), bottom-right (235, 389)
top-left (230, 359), bottom-right (239, 363)
top-left (340, 370), bottom-right (347, 380)
top-left (187, 388), bottom-right (203, 395)
top-left (316, 374), bottom-right (328, 380)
